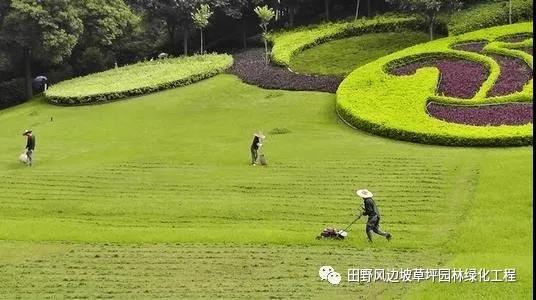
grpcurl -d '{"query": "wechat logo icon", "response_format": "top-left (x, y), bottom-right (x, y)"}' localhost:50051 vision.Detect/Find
top-left (319, 266), bottom-right (342, 285)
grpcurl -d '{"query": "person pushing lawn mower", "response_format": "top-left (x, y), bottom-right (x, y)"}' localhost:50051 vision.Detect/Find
top-left (356, 189), bottom-right (392, 243)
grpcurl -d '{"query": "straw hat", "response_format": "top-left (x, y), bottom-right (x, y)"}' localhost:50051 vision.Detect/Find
top-left (356, 189), bottom-right (373, 198)
top-left (254, 131), bottom-right (265, 138)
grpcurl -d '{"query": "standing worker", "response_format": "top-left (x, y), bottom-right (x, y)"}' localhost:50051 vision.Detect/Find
top-left (250, 131), bottom-right (265, 166)
top-left (33, 76), bottom-right (48, 94)
top-left (22, 130), bottom-right (36, 166)
top-left (356, 189), bottom-right (392, 243)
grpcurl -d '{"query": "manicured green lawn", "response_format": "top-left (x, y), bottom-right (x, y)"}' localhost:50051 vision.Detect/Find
top-left (289, 32), bottom-right (430, 76)
top-left (0, 75), bottom-right (531, 298)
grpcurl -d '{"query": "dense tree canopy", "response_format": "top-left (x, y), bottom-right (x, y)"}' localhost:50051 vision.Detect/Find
top-left (0, 0), bottom-right (84, 97)
top-left (386, 0), bottom-right (462, 40)
top-left (3, 0), bottom-right (528, 107)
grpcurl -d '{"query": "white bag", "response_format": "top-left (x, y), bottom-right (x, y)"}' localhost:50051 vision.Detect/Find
top-left (258, 154), bottom-right (267, 165)
top-left (19, 153), bottom-right (29, 164)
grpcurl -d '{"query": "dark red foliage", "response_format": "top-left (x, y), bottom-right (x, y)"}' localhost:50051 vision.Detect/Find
top-left (451, 41), bottom-right (487, 53)
top-left (229, 48), bottom-right (342, 93)
top-left (497, 33), bottom-right (533, 43)
top-left (520, 47), bottom-right (533, 55)
top-left (487, 53), bottom-right (533, 97)
top-left (427, 102), bottom-right (533, 126)
top-left (390, 58), bottom-right (489, 99)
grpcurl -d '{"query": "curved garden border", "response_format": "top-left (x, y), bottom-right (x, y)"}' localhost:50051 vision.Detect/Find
top-left (336, 22), bottom-right (533, 147)
top-left (266, 14), bottom-right (426, 67)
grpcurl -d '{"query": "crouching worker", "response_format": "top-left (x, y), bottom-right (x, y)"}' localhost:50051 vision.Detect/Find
top-left (356, 189), bottom-right (391, 243)
top-left (250, 131), bottom-right (265, 166)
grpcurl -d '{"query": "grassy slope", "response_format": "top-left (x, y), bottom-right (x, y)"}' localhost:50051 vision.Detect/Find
top-left (290, 32), bottom-right (430, 76)
top-left (0, 75), bottom-right (532, 298)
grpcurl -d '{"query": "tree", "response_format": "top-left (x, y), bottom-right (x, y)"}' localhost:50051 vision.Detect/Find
top-left (387, 0), bottom-right (462, 40)
top-left (254, 5), bottom-right (275, 65)
top-left (0, 1), bottom-right (9, 24)
top-left (191, 4), bottom-right (214, 54)
top-left (224, 0), bottom-right (262, 49)
top-left (0, 0), bottom-right (83, 98)
top-left (324, 0), bottom-right (330, 21)
top-left (142, 0), bottom-right (198, 56)
top-left (72, 0), bottom-right (139, 74)
top-left (76, 0), bottom-right (139, 48)
top-left (508, 0), bottom-right (512, 24)
top-left (355, 0), bottom-right (361, 21)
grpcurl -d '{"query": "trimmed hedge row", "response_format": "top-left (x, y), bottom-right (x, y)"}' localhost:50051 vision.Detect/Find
top-left (266, 14), bottom-right (427, 67)
top-left (45, 54), bottom-right (233, 105)
top-left (336, 22), bottom-right (533, 147)
top-left (448, 0), bottom-right (533, 36)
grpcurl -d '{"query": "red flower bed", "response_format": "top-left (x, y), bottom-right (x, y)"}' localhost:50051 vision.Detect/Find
top-left (229, 48), bottom-right (342, 93)
top-left (520, 47), bottom-right (533, 55)
top-left (451, 41), bottom-right (487, 53)
top-left (427, 102), bottom-right (533, 126)
top-left (497, 33), bottom-right (533, 43)
top-left (487, 53), bottom-right (533, 97)
top-left (389, 58), bottom-right (489, 99)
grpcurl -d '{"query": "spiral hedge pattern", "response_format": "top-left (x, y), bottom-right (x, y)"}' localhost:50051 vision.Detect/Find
top-left (336, 23), bottom-right (533, 146)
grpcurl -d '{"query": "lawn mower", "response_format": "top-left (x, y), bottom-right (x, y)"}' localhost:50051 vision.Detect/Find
top-left (316, 213), bottom-right (363, 240)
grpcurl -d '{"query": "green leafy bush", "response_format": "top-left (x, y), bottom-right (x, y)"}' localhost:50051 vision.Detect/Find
top-left (336, 22), bottom-right (533, 146)
top-left (46, 54), bottom-right (233, 105)
top-left (266, 14), bottom-right (427, 67)
top-left (448, 0), bottom-right (533, 35)
top-left (0, 78), bottom-right (27, 109)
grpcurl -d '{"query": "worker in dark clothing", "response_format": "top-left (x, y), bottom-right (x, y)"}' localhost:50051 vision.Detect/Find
top-left (250, 131), bottom-right (265, 165)
top-left (22, 130), bottom-right (36, 166)
top-left (356, 189), bottom-right (392, 243)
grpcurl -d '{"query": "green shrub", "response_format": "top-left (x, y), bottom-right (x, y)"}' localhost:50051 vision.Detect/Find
top-left (266, 14), bottom-right (427, 67)
top-left (448, 0), bottom-right (533, 35)
top-left (0, 78), bottom-right (27, 109)
top-left (269, 128), bottom-right (291, 135)
top-left (336, 22), bottom-right (533, 147)
top-left (45, 54), bottom-right (233, 105)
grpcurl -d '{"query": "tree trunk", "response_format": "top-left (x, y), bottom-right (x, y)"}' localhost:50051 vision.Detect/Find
top-left (24, 48), bottom-right (32, 99)
top-left (167, 24), bottom-right (176, 51)
top-left (324, 0), bottom-right (330, 21)
top-left (355, 0), bottom-right (361, 21)
top-left (429, 18), bottom-right (434, 41)
top-left (263, 37), bottom-right (268, 66)
top-left (200, 29), bottom-right (203, 54)
top-left (288, 7), bottom-right (295, 27)
top-left (509, 0), bottom-right (512, 24)
top-left (183, 28), bottom-right (189, 56)
top-left (242, 18), bottom-right (247, 49)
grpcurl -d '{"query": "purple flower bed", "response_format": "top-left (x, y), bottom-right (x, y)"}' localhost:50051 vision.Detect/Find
top-left (519, 47), bottom-right (533, 55)
top-left (229, 48), bottom-right (342, 93)
top-left (487, 53), bottom-right (533, 97)
top-left (497, 33), bottom-right (533, 43)
top-left (427, 102), bottom-right (533, 126)
top-left (390, 58), bottom-right (489, 99)
top-left (451, 41), bottom-right (487, 53)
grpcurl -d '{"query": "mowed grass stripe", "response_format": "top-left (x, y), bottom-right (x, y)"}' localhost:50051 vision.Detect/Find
top-left (0, 74), bottom-right (531, 298)
top-left (0, 241), bottom-right (445, 299)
